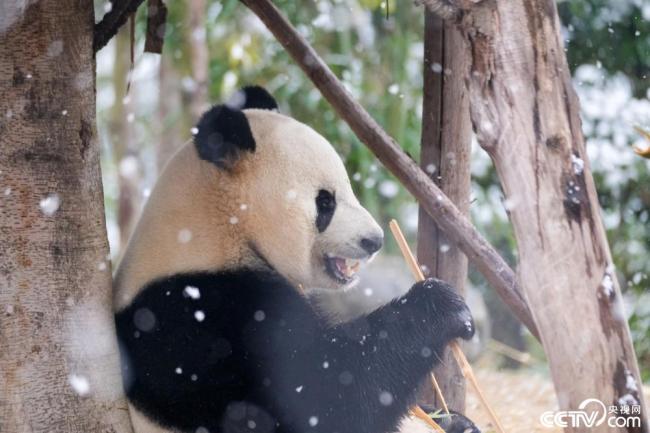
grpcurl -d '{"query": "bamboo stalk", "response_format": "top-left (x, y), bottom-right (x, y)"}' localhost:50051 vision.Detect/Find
top-left (487, 339), bottom-right (532, 365)
top-left (411, 405), bottom-right (446, 433)
top-left (389, 220), bottom-right (507, 433)
top-left (429, 371), bottom-right (450, 414)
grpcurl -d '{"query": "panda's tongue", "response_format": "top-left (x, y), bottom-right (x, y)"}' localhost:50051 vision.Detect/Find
top-left (334, 257), bottom-right (360, 278)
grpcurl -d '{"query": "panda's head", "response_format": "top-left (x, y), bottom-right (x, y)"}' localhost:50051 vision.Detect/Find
top-left (193, 86), bottom-right (384, 290)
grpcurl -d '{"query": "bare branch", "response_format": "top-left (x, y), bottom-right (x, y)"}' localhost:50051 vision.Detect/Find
top-left (94, 0), bottom-right (145, 52)
top-left (239, 0), bottom-right (539, 340)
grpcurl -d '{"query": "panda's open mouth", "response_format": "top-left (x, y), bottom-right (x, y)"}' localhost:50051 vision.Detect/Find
top-left (324, 255), bottom-right (364, 284)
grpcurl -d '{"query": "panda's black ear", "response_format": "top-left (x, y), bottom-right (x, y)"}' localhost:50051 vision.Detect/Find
top-left (227, 85), bottom-right (278, 111)
top-left (193, 105), bottom-right (255, 170)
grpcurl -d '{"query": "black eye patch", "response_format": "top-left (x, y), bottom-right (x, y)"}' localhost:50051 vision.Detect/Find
top-left (315, 189), bottom-right (336, 232)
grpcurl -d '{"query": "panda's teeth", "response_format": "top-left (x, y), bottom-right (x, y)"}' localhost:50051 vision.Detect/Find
top-left (344, 259), bottom-right (357, 267)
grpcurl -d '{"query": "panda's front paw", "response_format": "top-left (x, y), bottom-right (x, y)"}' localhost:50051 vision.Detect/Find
top-left (430, 408), bottom-right (481, 433)
top-left (414, 278), bottom-right (475, 341)
top-left (417, 404), bottom-right (480, 433)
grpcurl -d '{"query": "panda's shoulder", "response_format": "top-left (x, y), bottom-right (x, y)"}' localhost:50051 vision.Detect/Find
top-left (116, 268), bottom-right (306, 323)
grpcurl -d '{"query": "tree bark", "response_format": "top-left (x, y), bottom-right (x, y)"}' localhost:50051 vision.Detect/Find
top-left (417, 11), bottom-right (472, 413)
top-left (239, 0), bottom-right (539, 340)
top-left (453, 1), bottom-right (648, 431)
top-left (0, 2), bottom-right (134, 432)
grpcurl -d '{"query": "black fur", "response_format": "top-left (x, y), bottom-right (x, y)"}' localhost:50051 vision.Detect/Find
top-left (116, 270), bottom-right (476, 433)
top-left (228, 85), bottom-right (279, 111)
top-left (315, 189), bottom-right (336, 233)
top-left (194, 105), bottom-right (255, 170)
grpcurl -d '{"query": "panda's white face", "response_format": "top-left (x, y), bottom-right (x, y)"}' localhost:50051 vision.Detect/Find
top-left (112, 92), bottom-right (386, 310)
top-left (242, 110), bottom-right (384, 290)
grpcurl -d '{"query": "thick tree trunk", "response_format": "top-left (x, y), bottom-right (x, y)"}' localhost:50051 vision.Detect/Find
top-left (455, 1), bottom-right (648, 431)
top-left (0, 2), bottom-right (133, 432)
top-left (417, 11), bottom-right (472, 413)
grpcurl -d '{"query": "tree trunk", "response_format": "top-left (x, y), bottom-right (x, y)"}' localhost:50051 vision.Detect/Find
top-left (0, 2), bottom-right (134, 432)
top-left (187, 0), bottom-right (209, 122)
top-left (417, 11), bottom-right (472, 413)
top-left (157, 54), bottom-right (184, 171)
top-left (110, 27), bottom-right (141, 249)
top-left (456, 1), bottom-right (648, 431)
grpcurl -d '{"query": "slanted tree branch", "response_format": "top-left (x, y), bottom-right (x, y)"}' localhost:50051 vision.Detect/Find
top-left (239, 0), bottom-right (539, 340)
top-left (94, 0), bottom-right (145, 52)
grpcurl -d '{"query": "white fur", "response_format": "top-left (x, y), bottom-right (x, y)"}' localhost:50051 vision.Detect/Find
top-left (114, 109), bottom-right (382, 310)
top-left (395, 415), bottom-right (439, 433)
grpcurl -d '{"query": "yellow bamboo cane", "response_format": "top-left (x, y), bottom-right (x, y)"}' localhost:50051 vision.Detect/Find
top-left (389, 220), bottom-right (507, 433)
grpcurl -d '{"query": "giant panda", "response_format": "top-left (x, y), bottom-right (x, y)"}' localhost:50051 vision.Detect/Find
top-left (114, 86), bottom-right (480, 433)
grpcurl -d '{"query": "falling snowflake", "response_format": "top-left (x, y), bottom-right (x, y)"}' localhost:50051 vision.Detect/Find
top-left (134, 308), bottom-right (156, 332)
top-left (286, 190), bottom-right (297, 200)
top-left (308, 416), bottom-right (319, 427)
top-left (177, 228), bottom-right (192, 244)
top-left (194, 310), bottom-right (205, 322)
top-left (69, 374), bottom-right (90, 396)
top-left (379, 391), bottom-right (393, 406)
top-left (119, 156), bottom-right (139, 180)
top-left (39, 194), bottom-right (60, 216)
top-left (184, 286), bottom-right (201, 300)
top-left (378, 180), bottom-right (399, 198)
top-left (47, 40), bottom-right (63, 57)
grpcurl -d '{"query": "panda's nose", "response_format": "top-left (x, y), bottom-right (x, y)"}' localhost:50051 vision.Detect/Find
top-left (360, 235), bottom-right (383, 255)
